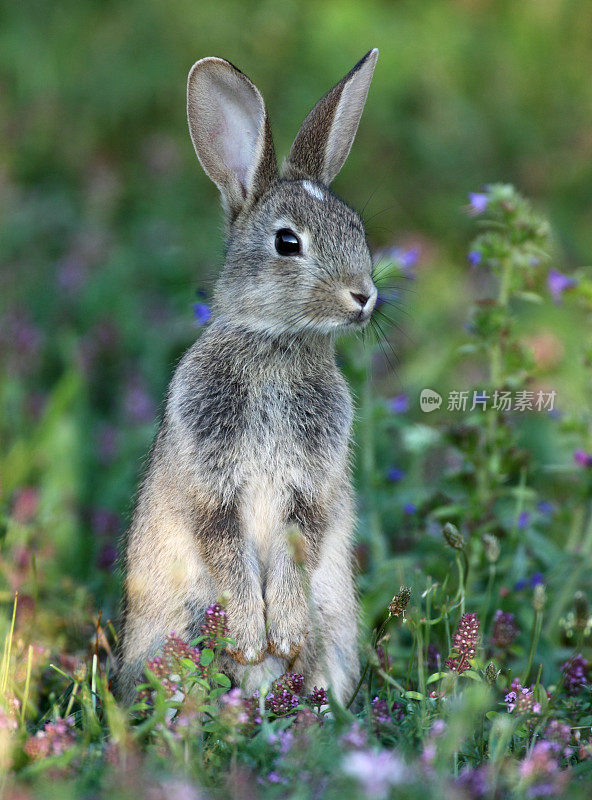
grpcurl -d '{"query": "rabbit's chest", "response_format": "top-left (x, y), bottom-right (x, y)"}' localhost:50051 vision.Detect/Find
top-left (239, 379), bottom-right (351, 556)
top-left (245, 378), bottom-right (352, 471)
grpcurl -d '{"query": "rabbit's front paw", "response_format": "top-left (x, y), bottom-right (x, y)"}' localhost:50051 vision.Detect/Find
top-left (266, 613), bottom-right (308, 662)
top-left (226, 610), bottom-right (267, 665)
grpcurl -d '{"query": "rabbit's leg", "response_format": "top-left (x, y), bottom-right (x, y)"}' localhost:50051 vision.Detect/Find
top-left (264, 491), bottom-right (324, 661)
top-left (196, 496), bottom-right (267, 665)
top-left (264, 545), bottom-right (310, 661)
top-left (118, 496), bottom-right (214, 703)
top-left (291, 498), bottom-right (359, 704)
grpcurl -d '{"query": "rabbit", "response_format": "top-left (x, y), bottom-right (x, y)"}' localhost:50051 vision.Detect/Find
top-left (117, 49), bottom-right (379, 705)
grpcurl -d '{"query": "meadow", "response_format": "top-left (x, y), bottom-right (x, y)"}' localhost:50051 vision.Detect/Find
top-left (1, 1), bottom-right (592, 797)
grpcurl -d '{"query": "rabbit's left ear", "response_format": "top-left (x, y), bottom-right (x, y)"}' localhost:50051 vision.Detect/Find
top-left (187, 57), bottom-right (278, 220)
top-left (283, 49), bottom-right (378, 185)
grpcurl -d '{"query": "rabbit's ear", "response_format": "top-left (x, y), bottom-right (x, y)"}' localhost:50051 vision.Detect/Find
top-left (283, 49), bottom-right (378, 185)
top-left (187, 58), bottom-right (278, 219)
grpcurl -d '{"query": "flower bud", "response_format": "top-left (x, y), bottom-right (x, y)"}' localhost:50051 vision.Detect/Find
top-left (574, 591), bottom-right (589, 630)
top-left (533, 583), bottom-right (546, 612)
top-left (484, 662), bottom-right (500, 685)
top-left (388, 587), bottom-right (411, 618)
top-left (443, 522), bottom-right (465, 551)
top-left (481, 533), bottom-right (500, 563)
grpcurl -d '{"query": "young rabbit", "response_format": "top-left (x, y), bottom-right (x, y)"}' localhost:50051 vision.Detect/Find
top-left (118, 49), bottom-right (379, 704)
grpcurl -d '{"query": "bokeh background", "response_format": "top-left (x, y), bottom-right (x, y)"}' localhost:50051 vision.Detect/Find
top-left (1, 0), bottom-right (591, 626)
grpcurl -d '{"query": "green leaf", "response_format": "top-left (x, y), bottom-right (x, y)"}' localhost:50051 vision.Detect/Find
top-left (403, 691), bottom-right (424, 701)
top-left (515, 291), bottom-right (543, 304)
top-left (200, 648), bottom-right (214, 666)
top-left (327, 686), bottom-right (356, 730)
top-left (213, 673), bottom-right (231, 688)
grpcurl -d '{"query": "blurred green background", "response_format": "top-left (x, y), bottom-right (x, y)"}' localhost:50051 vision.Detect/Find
top-left (1, 0), bottom-right (591, 620)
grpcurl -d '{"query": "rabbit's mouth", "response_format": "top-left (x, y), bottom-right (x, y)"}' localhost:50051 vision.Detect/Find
top-left (342, 285), bottom-right (377, 326)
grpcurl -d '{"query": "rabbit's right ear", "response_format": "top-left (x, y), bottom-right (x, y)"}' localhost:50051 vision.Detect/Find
top-left (187, 58), bottom-right (278, 220)
top-left (283, 49), bottom-right (378, 185)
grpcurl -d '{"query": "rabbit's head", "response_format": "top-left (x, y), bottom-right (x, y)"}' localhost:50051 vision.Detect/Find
top-left (187, 50), bottom-right (379, 336)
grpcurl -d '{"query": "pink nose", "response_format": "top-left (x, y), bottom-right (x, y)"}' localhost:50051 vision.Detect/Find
top-left (350, 291), bottom-right (370, 309)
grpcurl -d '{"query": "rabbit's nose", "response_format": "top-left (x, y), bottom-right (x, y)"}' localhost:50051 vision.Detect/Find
top-left (350, 291), bottom-right (370, 308)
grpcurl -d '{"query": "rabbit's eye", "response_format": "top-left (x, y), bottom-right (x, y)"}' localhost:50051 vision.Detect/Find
top-left (275, 228), bottom-right (301, 256)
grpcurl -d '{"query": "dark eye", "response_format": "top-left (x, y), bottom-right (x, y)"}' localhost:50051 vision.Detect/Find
top-left (274, 228), bottom-right (301, 256)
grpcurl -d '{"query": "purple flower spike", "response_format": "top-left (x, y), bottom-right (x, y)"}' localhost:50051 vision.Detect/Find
top-left (492, 610), bottom-right (519, 649)
top-left (388, 394), bottom-right (409, 414)
top-left (193, 303), bottom-right (212, 326)
top-left (468, 192), bottom-right (488, 215)
top-left (468, 250), bottom-right (482, 266)
top-left (403, 503), bottom-right (417, 515)
top-left (517, 511), bottom-right (531, 530)
top-left (547, 268), bottom-right (577, 304)
top-left (561, 654), bottom-right (588, 694)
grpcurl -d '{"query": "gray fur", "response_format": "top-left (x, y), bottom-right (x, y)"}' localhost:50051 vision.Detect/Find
top-left (118, 51), bottom-right (379, 704)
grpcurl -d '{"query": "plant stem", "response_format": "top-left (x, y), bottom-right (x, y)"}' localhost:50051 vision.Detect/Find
top-left (522, 608), bottom-right (543, 685)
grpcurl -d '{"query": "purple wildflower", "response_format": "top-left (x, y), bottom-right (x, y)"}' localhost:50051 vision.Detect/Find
top-left (96, 424), bottom-right (120, 465)
top-left (200, 602), bottom-right (229, 647)
top-left (25, 717), bottom-right (77, 760)
top-left (491, 610), bottom-right (519, 649)
top-left (220, 687), bottom-right (249, 726)
top-left (371, 697), bottom-right (391, 725)
top-left (467, 192), bottom-right (489, 215)
top-left (530, 572), bottom-right (544, 587)
top-left (307, 686), bottom-right (328, 709)
top-left (376, 289), bottom-right (401, 309)
top-left (403, 502), bottom-right (417, 515)
top-left (341, 722), bottom-right (368, 749)
top-left (398, 247), bottom-right (420, 270)
top-left (547, 268), bottom-right (577, 304)
top-left (515, 579), bottom-right (528, 591)
top-left (505, 680), bottom-right (541, 717)
top-left (518, 511), bottom-right (531, 530)
top-left (468, 250), bottom-right (482, 266)
top-left (574, 449), bottom-right (592, 467)
top-left (264, 673), bottom-right (304, 716)
top-left (388, 393), bottom-right (409, 413)
top-left (519, 741), bottom-right (568, 798)
top-left (91, 507), bottom-right (120, 537)
top-left (265, 687), bottom-right (299, 716)
top-left (193, 303), bottom-right (211, 326)
top-left (96, 543), bottom-right (118, 571)
top-left (387, 467), bottom-right (405, 482)
top-left (537, 500), bottom-right (555, 516)
top-left (544, 720), bottom-right (573, 758)
top-left (561, 654), bottom-right (588, 694)
top-left (56, 253), bottom-right (88, 296)
top-left (446, 612), bottom-right (480, 674)
top-left (342, 749), bottom-right (407, 799)
top-left (427, 643), bottom-right (441, 673)
top-left (144, 632), bottom-right (203, 698)
top-left (455, 765), bottom-right (491, 799)
top-left (124, 377), bottom-right (155, 424)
